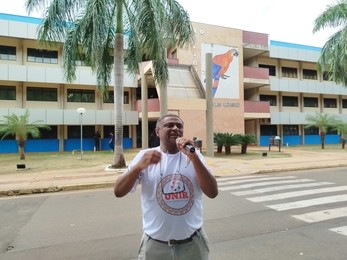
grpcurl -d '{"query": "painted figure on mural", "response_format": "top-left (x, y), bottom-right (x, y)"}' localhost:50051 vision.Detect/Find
top-left (212, 49), bottom-right (238, 97)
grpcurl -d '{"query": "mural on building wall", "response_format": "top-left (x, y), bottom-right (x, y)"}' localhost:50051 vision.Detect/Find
top-left (201, 44), bottom-right (239, 98)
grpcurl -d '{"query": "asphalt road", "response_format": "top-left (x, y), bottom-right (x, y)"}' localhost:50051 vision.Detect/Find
top-left (1, 167), bottom-right (347, 260)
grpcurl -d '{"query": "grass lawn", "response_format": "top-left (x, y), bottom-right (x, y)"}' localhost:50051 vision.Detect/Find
top-left (0, 144), bottom-right (345, 175)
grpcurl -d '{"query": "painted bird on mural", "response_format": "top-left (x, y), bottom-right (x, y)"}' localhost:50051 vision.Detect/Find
top-left (212, 49), bottom-right (238, 96)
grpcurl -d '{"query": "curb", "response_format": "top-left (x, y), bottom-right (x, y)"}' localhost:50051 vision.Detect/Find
top-left (2, 163), bottom-right (347, 197)
top-left (253, 163), bottom-right (347, 175)
top-left (0, 182), bottom-right (115, 197)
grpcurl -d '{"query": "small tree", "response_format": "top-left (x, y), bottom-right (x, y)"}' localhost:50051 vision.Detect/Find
top-left (213, 133), bottom-right (225, 153)
top-left (333, 122), bottom-right (347, 149)
top-left (305, 112), bottom-right (339, 149)
top-left (0, 110), bottom-right (50, 160)
top-left (223, 133), bottom-right (238, 155)
top-left (235, 134), bottom-right (257, 154)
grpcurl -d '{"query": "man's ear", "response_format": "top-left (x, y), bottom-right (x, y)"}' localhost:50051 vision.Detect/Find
top-left (155, 128), bottom-right (159, 136)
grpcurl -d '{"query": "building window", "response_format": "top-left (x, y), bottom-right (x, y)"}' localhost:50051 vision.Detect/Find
top-left (75, 52), bottom-right (88, 66)
top-left (0, 45), bottom-right (16, 60)
top-left (260, 125), bottom-right (277, 136)
top-left (75, 59), bottom-right (87, 66)
top-left (67, 89), bottom-right (95, 103)
top-left (41, 126), bottom-right (58, 139)
top-left (282, 96), bottom-right (298, 107)
top-left (27, 87), bottom-right (57, 101)
top-left (260, 94), bottom-right (277, 106)
top-left (104, 125), bottom-right (129, 138)
top-left (323, 71), bottom-right (332, 81)
top-left (0, 86), bottom-right (16, 100)
top-left (28, 125), bottom-right (58, 139)
top-left (342, 99), bottom-right (347, 108)
top-left (323, 98), bottom-right (337, 108)
top-left (103, 91), bottom-right (129, 104)
top-left (282, 67), bottom-right (297, 78)
top-left (303, 69), bottom-right (317, 80)
top-left (304, 126), bottom-right (319, 135)
top-left (283, 125), bottom-right (299, 135)
top-left (303, 97), bottom-right (318, 107)
top-left (68, 125), bottom-right (95, 139)
top-left (27, 48), bottom-right (58, 64)
top-left (327, 127), bottom-right (338, 135)
top-left (136, 87), bottom-right (158, 99)
top-left (259, 64), bottom-right (276, 76)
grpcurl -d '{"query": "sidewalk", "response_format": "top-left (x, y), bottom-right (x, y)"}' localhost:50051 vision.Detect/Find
top-left (1, 148), bottom-right (347, 197)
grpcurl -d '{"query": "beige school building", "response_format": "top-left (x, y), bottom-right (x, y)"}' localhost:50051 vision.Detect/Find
top-left (1, 13), bottom-right (346, 153)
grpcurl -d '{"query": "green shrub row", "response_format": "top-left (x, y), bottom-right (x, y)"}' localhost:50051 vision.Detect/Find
top-left (213, 132), bottom-right (257, 155)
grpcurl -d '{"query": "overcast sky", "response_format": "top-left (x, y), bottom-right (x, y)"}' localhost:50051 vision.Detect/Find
top-left (0, 0), bottom-right (337, 47)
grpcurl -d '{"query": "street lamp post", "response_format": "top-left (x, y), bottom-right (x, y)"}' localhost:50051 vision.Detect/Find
top-left (76, 108), bottom-right (86, 159)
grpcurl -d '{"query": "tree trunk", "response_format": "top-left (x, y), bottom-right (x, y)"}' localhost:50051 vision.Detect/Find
top-left (342, 138), bottom-right (345, 149)
top-left (159, 83), bottom-right (168, 117)
top-left (217, 146), bottom-right (223, 153)
top-left (225, 145), bottom-right (231, 155)
top-left (111, 25), bottom-right (126, 168)
top-left (18, 140), bottom-right (25, 160)
top-left (320, 132), bottom-right (325, 149)
top-left (241, 144), bottom-right (247, 154)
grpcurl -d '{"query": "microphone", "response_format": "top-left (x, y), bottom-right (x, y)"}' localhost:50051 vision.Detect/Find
top-left (176, 138), bottom-right (195, 153)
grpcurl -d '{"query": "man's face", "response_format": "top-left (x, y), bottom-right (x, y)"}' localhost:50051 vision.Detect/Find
top-left (156, 116), bottom-right (184, 145)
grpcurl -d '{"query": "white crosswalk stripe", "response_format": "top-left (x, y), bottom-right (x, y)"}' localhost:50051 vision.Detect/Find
top-left (232, 182), bottom-right (333, 196)
top-left (330, 226), bottom-right (347, 236)
top-left (219, 178), bottom-right (315, 191)
top-left (267, 194), bottom-right (347, 211)
top-left (293, 207), bottom-right (347, 223)
top-left (248, 185), bottom-right (347, 202)
top-left (217, 175), bottom-right (347, 238)
top-left (217, 175), bottom-right (268, 182)
top-left (217, 176), bottom-right (296, 186)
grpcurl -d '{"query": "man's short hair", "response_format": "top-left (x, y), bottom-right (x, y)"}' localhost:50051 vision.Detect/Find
top-left (156, 114), bottom-right (183, 127)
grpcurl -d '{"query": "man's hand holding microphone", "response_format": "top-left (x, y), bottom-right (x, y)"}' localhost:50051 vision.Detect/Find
top-left (176, 137), bottom-right (195, 153)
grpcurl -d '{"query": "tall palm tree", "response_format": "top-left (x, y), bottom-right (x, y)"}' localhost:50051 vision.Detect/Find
top-left (305, 112), bottom-right (339, 149)
top-left (313, 0), bottom-right (347, 85)
top-left (25, 0), bottom-right (194, 168)
top-left (0, 110), bottom-right (50, 160)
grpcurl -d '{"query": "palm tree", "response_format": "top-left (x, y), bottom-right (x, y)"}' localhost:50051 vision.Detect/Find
top-left (313, 0), bottom-right (347, 85)
top-left (235, 134), bottom-right (257, 154)
top-left (305, 112), bottom-right (339, 149)
top-left (223, 133), bottom-right (238, 155)
top-left (213, 132), bottom-right (225, 153)
top-left (333, 121), bottom-right (347, 148)
top-left (0, 110), bottom-right (50, 160)
top-left (25, 0), bottom-right (194, 168)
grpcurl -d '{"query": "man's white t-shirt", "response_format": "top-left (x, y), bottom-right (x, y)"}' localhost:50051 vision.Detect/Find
top-left (128, 147), bottom-right (205, 241)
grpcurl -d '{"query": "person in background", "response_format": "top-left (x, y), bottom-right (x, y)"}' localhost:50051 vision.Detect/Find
top-left (114, 114), bottom-right (218, 260)
top-left (109, 132), bottom-right (114, 151)
top-left (94, 131), bottom-right (101, 151)
top-left (149, 130), bottom-right (160, 148)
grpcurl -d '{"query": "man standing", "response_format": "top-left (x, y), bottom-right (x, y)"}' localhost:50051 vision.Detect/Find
top-left (114, 114), bottom-right (218, 260)
top-left (94, 131), bottom-right (101, 151)
top-left (109, 132), bottom-right (114, 151)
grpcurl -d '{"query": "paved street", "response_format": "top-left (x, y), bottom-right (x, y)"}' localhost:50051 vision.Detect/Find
top-left (1, 167), bottom-right (347, 259)
top-left (1, 148), bottom-right (347, 197)
top-left (217, 167), bottom-right (347, 239)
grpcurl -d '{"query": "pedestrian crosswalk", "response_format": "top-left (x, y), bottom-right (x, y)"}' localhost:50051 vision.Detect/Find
top-left (217, 174), bottom-right (347, 237)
